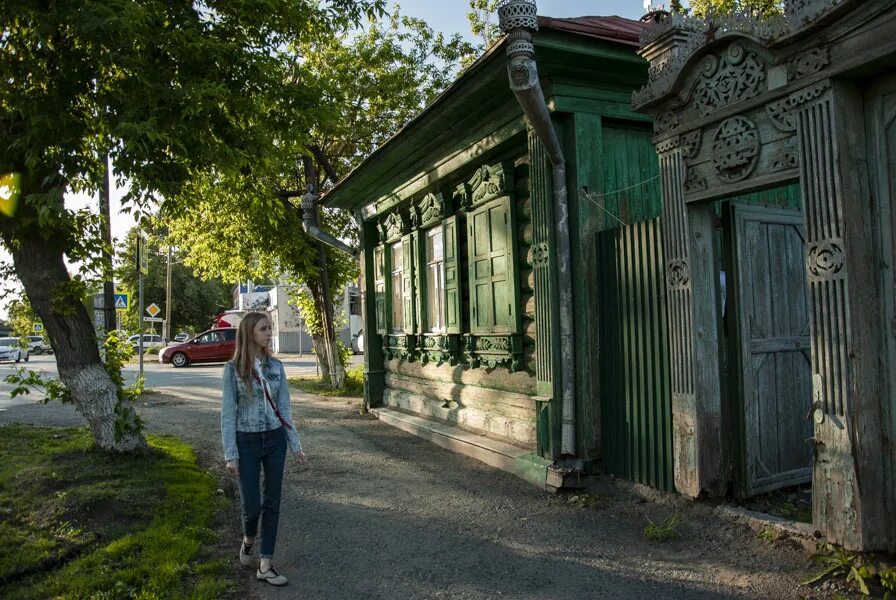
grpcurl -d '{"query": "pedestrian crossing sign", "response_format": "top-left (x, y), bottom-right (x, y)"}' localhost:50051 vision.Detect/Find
top-left (114, 293), bottom-right (129, 311)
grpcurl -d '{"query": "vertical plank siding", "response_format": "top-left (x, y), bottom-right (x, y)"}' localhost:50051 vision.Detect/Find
top-left (596, 125), bottom-right (673, 491)
top-left (598, 219), bottom-right (673, 490)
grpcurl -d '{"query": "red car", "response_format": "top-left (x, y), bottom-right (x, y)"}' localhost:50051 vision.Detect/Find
top-left (159, 328), bottom-right (237, 368)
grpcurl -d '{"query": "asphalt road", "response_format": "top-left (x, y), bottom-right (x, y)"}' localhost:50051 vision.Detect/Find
top-left (0, 352), bottom-right (352, 410)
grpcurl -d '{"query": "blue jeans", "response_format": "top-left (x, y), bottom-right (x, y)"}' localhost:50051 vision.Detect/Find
top-left (236, 427), bottom-right (287, 558)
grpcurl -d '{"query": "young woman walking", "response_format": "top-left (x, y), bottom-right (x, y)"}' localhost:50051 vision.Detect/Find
top-left (221, 312), bottom-right (306, 586)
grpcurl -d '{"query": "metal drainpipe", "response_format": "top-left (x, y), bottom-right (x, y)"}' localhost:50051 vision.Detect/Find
top-left (300, 186), bottom-right (359, 258)
top-left (498, 0), bottom-right (576, 457)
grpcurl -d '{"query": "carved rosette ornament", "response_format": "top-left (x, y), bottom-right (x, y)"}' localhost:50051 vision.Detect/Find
top-left (712, 116), bottom-right (760, 183)
top-left (693, 44), bottom-right (766, 117)
top-left (666, 258), bottom-right (691, 290)
top-left (807, 239), bottom-right (845, 282)
top-left (527, 242), bottom-right (549, 269)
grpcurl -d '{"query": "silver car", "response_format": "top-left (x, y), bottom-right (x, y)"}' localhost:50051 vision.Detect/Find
top-left (0, 337), bottom-right (29, 363)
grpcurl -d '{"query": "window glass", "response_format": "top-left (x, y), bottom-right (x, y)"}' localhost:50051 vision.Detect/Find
top-left (390, 243), bottom-right (403, 332)
top-left (426, 227), bottom-right (446, 333)
top-left (223, 329), bottom-right (237, 341)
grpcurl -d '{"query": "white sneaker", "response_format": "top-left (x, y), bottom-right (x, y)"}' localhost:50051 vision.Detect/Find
top-left (238, 542), bottom-right (254, 567)
top-left (256, 566), bottom-right (288, 586)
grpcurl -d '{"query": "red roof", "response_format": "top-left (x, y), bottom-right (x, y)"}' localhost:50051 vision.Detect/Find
top-left (538, 15), bottom-right (643, 47)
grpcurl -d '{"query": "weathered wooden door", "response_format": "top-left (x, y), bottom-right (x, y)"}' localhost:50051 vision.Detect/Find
top-left (730, 204), bottom-right (812, 496)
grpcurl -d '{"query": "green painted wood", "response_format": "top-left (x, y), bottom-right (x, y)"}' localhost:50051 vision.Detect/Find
top-left (444, 216), bottom-right (462, 335)
top-left (363, 221), bottom-right (386, 408)
top-left (529, 128), bottom-right (562, 459)
top-left (596, 124), bottom-right (673, 491)
top-left (567, 112), bottom-right (603, 462)
top-left (374, 245), bottom-right (386, 334)
top-left (467, 197), bottom-right (514, 334)
top-left (401, 234), bottom-right (415, 333)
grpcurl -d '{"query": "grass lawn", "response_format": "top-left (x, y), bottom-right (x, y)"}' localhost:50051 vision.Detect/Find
top-left (289, 365), bottom-right (364, 397)
top-left (0, 425), bottom-right (232, 599)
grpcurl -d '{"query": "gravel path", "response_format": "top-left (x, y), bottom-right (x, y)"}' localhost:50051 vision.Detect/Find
top-left (0, 389), bottom-right (837, 600)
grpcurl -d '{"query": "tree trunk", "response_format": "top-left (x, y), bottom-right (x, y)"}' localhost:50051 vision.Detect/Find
top-left (306, 276), bottom-right (345, 385)
top-left (7, 233), bottom-right (146, 452)
top-left (311, 333), bottom-right (331, 381)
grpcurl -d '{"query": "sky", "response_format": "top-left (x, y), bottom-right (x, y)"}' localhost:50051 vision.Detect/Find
top-left (3, 0), bottom-right (652, 316)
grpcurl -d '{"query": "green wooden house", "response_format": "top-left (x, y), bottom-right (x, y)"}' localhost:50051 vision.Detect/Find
top-left (324, 15), bottom-right (677, 491)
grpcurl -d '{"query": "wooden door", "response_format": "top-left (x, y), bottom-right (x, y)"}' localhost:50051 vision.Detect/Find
top-left (731, 204), bottom-right (812, 496)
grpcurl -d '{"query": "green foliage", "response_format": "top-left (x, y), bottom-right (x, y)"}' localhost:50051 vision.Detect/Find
top-left (115, 223), bottom-right (233, 335)
top-left (467, 0), bottom-right (501, 49)
top-left (643, 515), bottom-right (681, 541)
top-left (6, 296), bottom-right (41, 339)
top-left (566, 493), bottom-right (602, 509)
top-left (881, 567), bottom-right (896, 592)
top-left (0, 426), bottom-right (228, 599)
top-left (687, 0), bottom-right (785, 17)
top-left (757, 524), bottom-right (779, 543)
top-left (803, 544), bottom-right (871, 595)
top-left (289, 365), bottom-right (364, 397)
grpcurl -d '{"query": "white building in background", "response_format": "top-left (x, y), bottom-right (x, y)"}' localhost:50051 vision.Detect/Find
top-left (224, 282), bottom-right (361, 355)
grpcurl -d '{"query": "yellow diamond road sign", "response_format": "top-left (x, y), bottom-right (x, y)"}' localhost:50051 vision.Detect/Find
top-left (146, 303), bottom-right (161, 318)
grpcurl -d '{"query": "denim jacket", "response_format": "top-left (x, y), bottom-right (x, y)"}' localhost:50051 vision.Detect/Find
top-left (220, 357), bottom-right (302, 462)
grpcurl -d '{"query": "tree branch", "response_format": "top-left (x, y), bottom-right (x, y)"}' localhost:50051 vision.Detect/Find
top-left (309, 145), bottom-right (340, 185)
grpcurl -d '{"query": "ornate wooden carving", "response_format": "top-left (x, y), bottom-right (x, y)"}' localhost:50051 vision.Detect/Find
top-left (684, 167), bottom-right (708, 194)
top-left (411, 192), bottom-right (447, 230)
top-left (693, 44), bottom-right (766, 117)
top-left (464, 333), bottom-right (524, 372)
top-left (766, 99), bottom-right (797, 132)
top-left (787, 47), bottom-right (830, 79)
top-left (380, 211), bottom-right (408, 243)
top-left (680, 130), bottom-right (703, 161)
top-left (807, 239), bottom-right (845, 282)
top-left (785, 0), bottom-right (845, 28)
top-left (383, 333), bottom-right (417, 361)
top-left (654, 111), bottom-right (680, 134)
top-left (463, 162), bottom-right (514, 208)
top-left (711, 115), bottom-right (760, 183)
top-left (418, 334), bottom-right (459, 366)
top-left (527, 241), bottom-right (549, 269)
top-left (771, 136), bottom-right (799, 172)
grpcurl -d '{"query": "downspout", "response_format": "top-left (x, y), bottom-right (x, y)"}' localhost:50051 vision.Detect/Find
top-left (300, 186), bottom-right (359, 258)
top-left (498, 0), bottom-right (576, 457)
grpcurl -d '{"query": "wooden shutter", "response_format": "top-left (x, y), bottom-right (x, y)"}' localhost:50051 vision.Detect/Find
top-left (467, 197), bottom-right (512, 334)
top-left (374, 245), bottom-right (386, 334)
top-left (444, 217), bottom-right (462, 334)
top-left (401, 234), bottom-right (415, 333)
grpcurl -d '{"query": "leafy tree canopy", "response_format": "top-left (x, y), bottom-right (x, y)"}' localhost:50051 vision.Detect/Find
top-left (687, 0), bottom-right (784, 16)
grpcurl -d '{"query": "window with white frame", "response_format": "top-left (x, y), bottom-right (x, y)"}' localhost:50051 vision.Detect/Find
top-left (425, 227), bottom-right (446, 333)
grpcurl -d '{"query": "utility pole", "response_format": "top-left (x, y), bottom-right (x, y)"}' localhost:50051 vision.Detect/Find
top-left (164, 245), bottom-right (172, 341)
top-left (137, 232), bottom-right (147, 378)
top-left (99, 153), bottom-right (115, 333)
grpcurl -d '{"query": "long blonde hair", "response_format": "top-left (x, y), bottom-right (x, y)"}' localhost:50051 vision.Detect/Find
top-left (232, 312), bottom-right (272, 389)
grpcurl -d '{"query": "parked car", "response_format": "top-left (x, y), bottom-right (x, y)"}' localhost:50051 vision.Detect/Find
top-left (27, 335), bottom-right (52, 354)
top-left (128, 334), bottom-right (166, 354)
top-left (173, 332), bottom-right (190, 343)
top-left (159, 328), bottom-right (237, 368)
top-left (0, 337), bottom-right (29, 363)
top-left (351, 329), bottom-right (364, 354)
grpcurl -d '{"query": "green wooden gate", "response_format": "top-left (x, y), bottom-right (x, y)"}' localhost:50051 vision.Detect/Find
top-left (595, 125), bottom-right (674, 491)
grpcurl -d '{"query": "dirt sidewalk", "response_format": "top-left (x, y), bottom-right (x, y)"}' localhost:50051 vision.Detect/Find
top-left (0, 390), bottom-right (839, 599)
